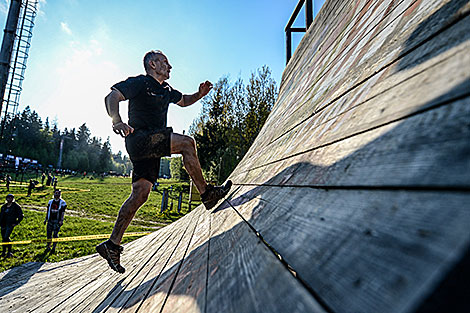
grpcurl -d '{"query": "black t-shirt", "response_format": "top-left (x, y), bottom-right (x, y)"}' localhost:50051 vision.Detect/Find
top-left (112, 75), bottom-right (182, 130)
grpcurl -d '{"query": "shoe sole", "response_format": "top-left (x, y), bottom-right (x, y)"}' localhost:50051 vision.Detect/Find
top-left (204, 180), bottom-right (232, 210)
top-left (96, 243), bottom-right (125, 274)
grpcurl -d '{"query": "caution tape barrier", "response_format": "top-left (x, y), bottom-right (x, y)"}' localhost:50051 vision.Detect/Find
top-left (0, 232), bottom-right (153, 245)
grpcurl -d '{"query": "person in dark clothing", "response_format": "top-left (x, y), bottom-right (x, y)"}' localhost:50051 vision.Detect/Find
top-left (44, 189), bottom-right (67, 253)
top-left (27, 179), bottom-right (35, 197)
top-left (5, 175), bottom-right (11, 191)
top-left (96, 50), bottom-right (231, 274)
top-left (46, 173), bottom-right (52, 186)
top-left (0, 194), bottom-right (23, 257)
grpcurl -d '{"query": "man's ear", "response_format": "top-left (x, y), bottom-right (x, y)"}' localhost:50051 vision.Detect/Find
top-left (149, 59), bottom-right (158, 70)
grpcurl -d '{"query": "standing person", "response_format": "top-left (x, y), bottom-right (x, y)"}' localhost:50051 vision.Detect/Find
top-left (96, 50), bottom-right (232, 273)
top-left (41, 172), bottom-right (46, 185)
top-left (27, 179), bottom-right (34, 197)
top-left (44, 189), bottom-right (67, 253)
top-left (5, 175), bottom-right (11, 191)
top-left (0, 194), bottom-right (23, 258)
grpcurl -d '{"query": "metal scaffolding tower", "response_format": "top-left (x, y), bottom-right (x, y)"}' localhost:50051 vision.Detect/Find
top-left (0, 0), bottom-right (38, 149)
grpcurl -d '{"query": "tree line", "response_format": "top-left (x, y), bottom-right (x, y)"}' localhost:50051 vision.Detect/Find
top-left (189, 65), bottom-right (278, 183)
top-left (0, 106), bottom-right (131, 174)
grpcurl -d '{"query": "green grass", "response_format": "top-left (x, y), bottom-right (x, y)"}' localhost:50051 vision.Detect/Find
top-left (0, 175), bottom-right (200, 272)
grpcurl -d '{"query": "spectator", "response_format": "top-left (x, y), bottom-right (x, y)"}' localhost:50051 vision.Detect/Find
top-left (41, 172), bottom-right (45, 185)
top-left (5, 175), bottom-right (11, 191)
top-left (44, 189), bottom-right (67, 253)
top-left (27, 179), bottom-right (35, 197)
top-left (0, 194), bottom-right (23, 258)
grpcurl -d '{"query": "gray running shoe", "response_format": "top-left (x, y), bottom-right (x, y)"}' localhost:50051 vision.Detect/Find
top-left (201, 180), bottom-right (232, 210)
top-left (96, 240), bottom-right (125, 273)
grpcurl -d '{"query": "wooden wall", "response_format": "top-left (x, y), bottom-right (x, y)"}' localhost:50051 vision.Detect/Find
top-left (0, 1), bottom-right (468, 312)
top-left (227, 0), bottom-right (470, 312)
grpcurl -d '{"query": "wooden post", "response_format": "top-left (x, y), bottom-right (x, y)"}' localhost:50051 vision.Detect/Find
top-left (177, 191), bottom-right (182, 214)
top-left (160, 189), bottom-right (167, 213)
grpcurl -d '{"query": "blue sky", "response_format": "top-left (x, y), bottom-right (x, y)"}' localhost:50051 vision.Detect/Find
top-left (0, 0), bottom-right (325, 155)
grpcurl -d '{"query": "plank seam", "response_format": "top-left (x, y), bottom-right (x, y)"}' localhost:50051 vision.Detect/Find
top-left (282, 0), bottom-right (386, 90)
top-left (224, 198), bottom-right (336, 313)
top-left (157, 213), bottom-right (203, 313)
top-left (96, 231), bottom-right (174, 312)
top-left (272, 2), bottom-right (470, 146)
top-left (134, 214), bottom-right (197, 312)
top-left (204, 213), bottom-right (211, 313)
top-left (270, 44), bottom-right (466, 152)
top-left (241, 92), bottom-right (470, 173)
top-left (278, 0), bottom-right (414, 123)
top-left (233, 184), bottom-right (470, 192)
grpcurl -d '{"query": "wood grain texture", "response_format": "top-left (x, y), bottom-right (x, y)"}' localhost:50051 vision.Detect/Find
top-left (0, 1), bottom-right (468, 312)
top-left (99, 210), bottom-right (200, 312)
top-left (226, 187), bottom-right (470, 313)
top-left (127, 208), bottom-right (202, 312)
top-left (237, 0), bottom-right (469, 173)
top-left (160, 208), bottom-right (212, 313)
top-left (206, 203), bottom-right (326, 313)
top-left (230, 95), bottom-right (470, 188)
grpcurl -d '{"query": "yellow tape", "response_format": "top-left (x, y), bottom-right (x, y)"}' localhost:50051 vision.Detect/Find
top-left (0, 232), bottom-right (153, 245)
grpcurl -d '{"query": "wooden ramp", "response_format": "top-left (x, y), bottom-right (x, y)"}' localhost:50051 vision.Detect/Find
top-left (1, 0), bottom-right (469, 312)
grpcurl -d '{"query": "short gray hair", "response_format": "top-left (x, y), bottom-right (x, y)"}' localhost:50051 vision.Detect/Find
top-left (143, 50), bottom-right (164, 71)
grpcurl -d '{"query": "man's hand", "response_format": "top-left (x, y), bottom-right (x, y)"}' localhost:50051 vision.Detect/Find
top-left (112, 121), bottom-right (134, 138)
top-left (59, 221), bottom-right (63, 226)
top-left (198, 81), bottom-right (213, 98)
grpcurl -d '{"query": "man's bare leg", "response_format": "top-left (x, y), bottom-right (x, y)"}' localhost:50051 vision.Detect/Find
top-left (109, 178), bottom-right (152, 245)
top-left (97, 178), bottom-right (152, 273)
top-left (171, 133), bottom-right (207, 194)
top-left (171, 133), bottom-right (232, 210)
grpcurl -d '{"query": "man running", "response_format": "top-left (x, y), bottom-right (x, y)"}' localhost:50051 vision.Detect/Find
top-left (97, 50), bottom-right (231, 273)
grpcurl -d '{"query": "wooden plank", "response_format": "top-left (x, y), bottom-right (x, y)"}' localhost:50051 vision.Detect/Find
top-left (231, 94), bottom-right (470, 188)
top-left (136, 207), bottom-right (208, 312)
top-left (0, 254), bottom-right (107, 313)
top-left (160, 208), bottom-right (212, 313)
top-left (247, 0), bottom-right (468, 162)
top-left (231, 47), bottom-right (470, 186)
top-left (60, 226), bottom-right (174, 313)
top-left (226, 187), bottom-right (470, 313)
top-left (206, 203), bottom-right (327, 313)
top-left (12, 229), bottom-right (166, 313)
top-left (276, 0), bottom-right (467, 135)
top-left (236, 11), bottom-right (470, 175)
top-left (101, 209), bottom-right (200, 312)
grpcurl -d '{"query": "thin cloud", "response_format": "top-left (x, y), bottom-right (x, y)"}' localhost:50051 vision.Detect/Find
top-left (0, 0), bottom-right (46, 16)
top-left (60, 21), bottom-right (72, 35)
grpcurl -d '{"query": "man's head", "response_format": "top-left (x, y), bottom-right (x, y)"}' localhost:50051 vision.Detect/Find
top-left (143, 50), bottom-right (172, 82)
top-left (6, 194), bottom-right (14, 203)
top-left (54, 189), bottom-right (61, 200)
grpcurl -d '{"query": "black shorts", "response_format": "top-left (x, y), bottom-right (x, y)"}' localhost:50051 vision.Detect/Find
top-left (125, 127), bottom-right (173, 183)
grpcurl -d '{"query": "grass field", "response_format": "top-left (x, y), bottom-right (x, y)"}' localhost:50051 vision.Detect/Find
top-left (0, 175), bottom-right (198, 272)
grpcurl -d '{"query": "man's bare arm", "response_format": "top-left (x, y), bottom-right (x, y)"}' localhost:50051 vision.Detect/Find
top-left (105, 89), bottom-right (134, 137)
top-left (177, 81), bottom-right (213, 107)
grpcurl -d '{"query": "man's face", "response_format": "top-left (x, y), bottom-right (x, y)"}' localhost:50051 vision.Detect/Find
top-left (154, 54), bottom-right (172, 80)
top-left (54, 191), bottom-right (61, 199)
top-left (6, 196), bottom-right (13, 203)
